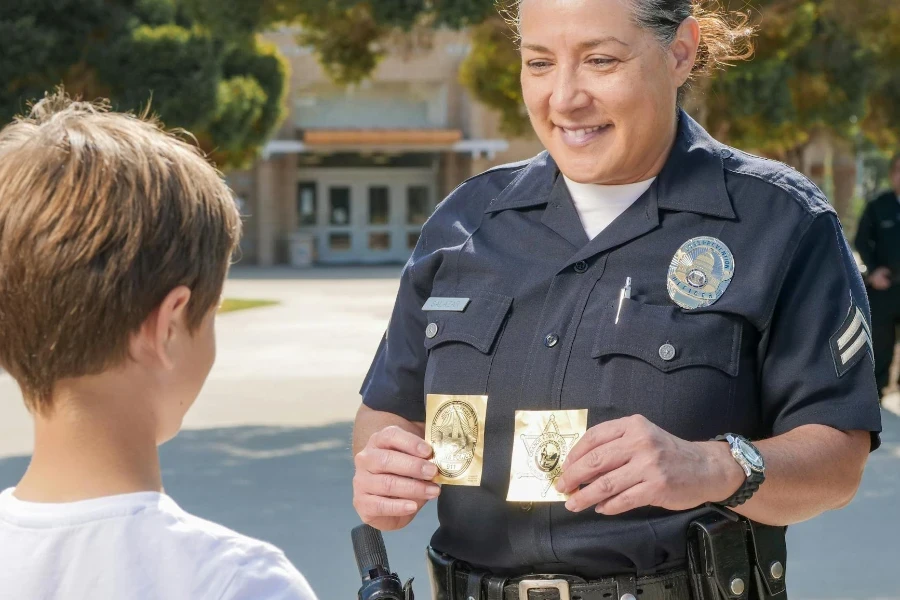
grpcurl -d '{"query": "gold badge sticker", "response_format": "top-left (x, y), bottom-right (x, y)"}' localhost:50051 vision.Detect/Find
top-left (425, 394), bottom-right (488, 486)
top-left (507, 410), bottom-right (588, 502)
top-left (667, 236), bottom-right (735, 310)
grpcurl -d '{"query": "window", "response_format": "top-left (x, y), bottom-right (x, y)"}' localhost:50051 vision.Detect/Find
top-left (297, 182), bottom-right (317, 227)
top-left (329, 187), bottom-right (351, 226)
top-left (369, 187), bottom-right (390, 225)
top-left (369, 233), bottom-right (391, 251)
top-left (329, 233), bottom-right (352, 251)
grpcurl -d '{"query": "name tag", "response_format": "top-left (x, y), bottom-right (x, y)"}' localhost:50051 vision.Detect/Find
top-left (422, 297), bottom-right (471, 312)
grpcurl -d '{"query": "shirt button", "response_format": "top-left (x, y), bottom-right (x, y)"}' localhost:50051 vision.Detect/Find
top-left (544, 334), bottom-right (559, 348)
top-left (425, 323), bottom-right (439, 339)
top-left (574, 261), bottom-right (589, 274)
top-left (520, 502), bottom-right (533, 512)
top-left (659, 343), bottom-right (676, 361)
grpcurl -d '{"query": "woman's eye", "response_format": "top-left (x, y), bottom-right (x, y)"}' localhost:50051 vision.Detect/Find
top-left (589, 58), bottom-right (617, 67)
top-left (528, 61), bottom-right (552, 70)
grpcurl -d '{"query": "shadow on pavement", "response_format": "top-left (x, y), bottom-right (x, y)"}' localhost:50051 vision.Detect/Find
top-left (1, 416), bottom-right (897, 600)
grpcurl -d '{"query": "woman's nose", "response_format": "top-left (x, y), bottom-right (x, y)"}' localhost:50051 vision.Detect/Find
top-left (549, 70), bottom-right (592, 114)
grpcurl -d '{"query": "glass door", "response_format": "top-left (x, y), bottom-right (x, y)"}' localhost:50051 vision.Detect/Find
top-left (300, 168), bottom-right (437, 264)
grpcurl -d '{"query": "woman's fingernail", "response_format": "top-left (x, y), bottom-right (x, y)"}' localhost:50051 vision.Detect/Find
top-left (423, 463), bottom-right (438, 478)
top-left (426, 486), bottom-right (440, 498)
top-left (565, 499), bottom-right (578, 511)
top-left (404, 502), bottom-right (418, 513)
top-left (418, 443), bottom-right (431, 456)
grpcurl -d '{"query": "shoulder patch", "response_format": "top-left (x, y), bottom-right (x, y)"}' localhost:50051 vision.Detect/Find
top-left (830, 303), bottom-right (874, 377)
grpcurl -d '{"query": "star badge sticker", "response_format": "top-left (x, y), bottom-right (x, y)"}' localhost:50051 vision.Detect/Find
top-left (518, 414), bottom-right (580, 497)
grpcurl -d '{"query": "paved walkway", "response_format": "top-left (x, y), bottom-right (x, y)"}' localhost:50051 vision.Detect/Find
top-left (0, 267), bottom-right (898, 599)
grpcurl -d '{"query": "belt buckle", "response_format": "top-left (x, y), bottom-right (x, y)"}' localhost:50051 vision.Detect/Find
top-left (517, 578), bottom-right (570, 600)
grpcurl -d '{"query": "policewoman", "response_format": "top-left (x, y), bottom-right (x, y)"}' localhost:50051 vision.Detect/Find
top-left (352, 0), bottom-right (882, 598)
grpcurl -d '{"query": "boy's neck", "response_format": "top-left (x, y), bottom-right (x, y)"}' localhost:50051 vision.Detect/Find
top-left (14, 386), bottom-right (163, 503)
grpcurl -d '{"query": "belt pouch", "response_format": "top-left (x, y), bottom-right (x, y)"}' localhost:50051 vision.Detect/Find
top-left (426, 547), bottom-right (458, 600)
top-left (687, 513), bottom-right (752, 600)
top-left (746, 522), bottom-right (787, 600)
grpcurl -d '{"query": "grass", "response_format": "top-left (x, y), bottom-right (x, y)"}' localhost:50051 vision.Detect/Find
top-left (218, 299), bottom-right (280, 314)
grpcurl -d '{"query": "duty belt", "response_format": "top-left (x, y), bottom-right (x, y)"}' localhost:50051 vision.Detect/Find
top-left (425, 511), bottom-right (788, 600)
top-left (426, 547), bottom-right (692, 600)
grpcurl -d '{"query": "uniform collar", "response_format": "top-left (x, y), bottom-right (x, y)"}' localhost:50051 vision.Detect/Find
top-left (485, 110), bottom-right (735, 220)
top-left (656, 110), bottom-right (736, 219)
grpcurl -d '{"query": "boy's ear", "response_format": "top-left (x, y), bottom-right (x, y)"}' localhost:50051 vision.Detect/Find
top-left (135, 286), bottom-right (192, 370)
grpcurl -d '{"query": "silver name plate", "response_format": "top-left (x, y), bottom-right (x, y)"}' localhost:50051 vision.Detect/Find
top-left (422, 297), bottom-right (471, 312)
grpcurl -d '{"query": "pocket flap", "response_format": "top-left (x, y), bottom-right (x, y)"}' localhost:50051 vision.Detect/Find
top-left (591, 299), bottom-right (741, 376)
top-left (424, 292), bottom-right (513, 354)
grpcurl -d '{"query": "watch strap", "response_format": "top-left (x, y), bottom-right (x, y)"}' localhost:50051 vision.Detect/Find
top-left (714, 434), bottom-right (765, 508)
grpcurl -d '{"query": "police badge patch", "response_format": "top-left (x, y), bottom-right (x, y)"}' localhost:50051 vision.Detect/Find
top-left (667, 237), bottom-right (735, 310)
top-left (426, 394), bottom-right (488, 486)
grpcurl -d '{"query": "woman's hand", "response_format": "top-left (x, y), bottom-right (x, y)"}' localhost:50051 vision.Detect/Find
top-left (555, 415), bottom-right (744, 515)
top-left (352, 425), bottom-right (441, 531)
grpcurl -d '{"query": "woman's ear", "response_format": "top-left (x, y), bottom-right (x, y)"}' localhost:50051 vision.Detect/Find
top-left (670, 16), bottom-right (701, 87)
top-left (134, 286), bottom-right (192, 370)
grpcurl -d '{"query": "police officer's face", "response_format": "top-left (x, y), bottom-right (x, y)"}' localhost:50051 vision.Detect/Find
top-left (519, 0), bottom-right (699, 184)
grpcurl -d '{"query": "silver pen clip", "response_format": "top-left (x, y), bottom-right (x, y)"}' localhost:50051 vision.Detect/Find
top-left (615, 277), bottom-right (632, 325)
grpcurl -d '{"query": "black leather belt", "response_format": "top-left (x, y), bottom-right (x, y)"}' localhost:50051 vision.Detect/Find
top-left (426, 547), bottom-right (693, 600)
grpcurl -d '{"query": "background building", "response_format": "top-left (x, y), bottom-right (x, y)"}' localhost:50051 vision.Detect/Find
top-left (231, 28), bottom-right (544, 266)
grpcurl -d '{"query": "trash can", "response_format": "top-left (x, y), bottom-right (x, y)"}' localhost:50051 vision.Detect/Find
top-left (288, 232), bottom-right (315, 268)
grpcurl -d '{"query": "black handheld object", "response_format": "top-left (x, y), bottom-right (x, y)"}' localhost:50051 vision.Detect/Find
top-left (352, 524), bottom-right (414, 600)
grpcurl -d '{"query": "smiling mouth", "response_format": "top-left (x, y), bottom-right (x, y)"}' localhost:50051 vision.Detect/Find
top-left (557, 124), bottom-right (612, 146)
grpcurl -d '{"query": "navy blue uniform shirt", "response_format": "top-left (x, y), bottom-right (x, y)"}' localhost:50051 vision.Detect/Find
top-left (360, 112), bottom-right (882, 577)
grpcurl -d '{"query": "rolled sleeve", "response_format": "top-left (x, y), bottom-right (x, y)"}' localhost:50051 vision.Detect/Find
top-left (759, 213), bottom-right (882, 450)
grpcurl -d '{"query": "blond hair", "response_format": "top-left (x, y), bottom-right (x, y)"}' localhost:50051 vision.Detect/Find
top-left (0, 90), bottom-right (242, 412)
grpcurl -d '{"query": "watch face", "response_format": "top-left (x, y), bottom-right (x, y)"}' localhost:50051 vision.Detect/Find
top-left (738, 438), bottom-right (764, 470)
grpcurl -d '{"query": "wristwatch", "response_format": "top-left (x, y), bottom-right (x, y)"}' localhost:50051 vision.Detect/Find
top-left (714, 433), bottom-right (766, 508)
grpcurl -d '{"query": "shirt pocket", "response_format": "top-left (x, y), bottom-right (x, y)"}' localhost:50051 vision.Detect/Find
top-left (423, 291), bottom-right (513, 395)
top-left (589, 298), bottom-right (742, 438)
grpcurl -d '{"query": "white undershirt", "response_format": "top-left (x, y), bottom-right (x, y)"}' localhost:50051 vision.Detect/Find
top-left (564, 175), bottom-right (656, 240)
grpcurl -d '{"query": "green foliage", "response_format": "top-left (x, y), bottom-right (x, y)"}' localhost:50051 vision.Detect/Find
top-left (459, 18), bottom-right (528, 136)
top-left (0, 0), bottom-right (290, 170)
top-left (296, 4), bottom-right (387, 85)
top-left (98, 24), bottom-right (221, 129)
top-left (707, 0), bottom-right (900, 155)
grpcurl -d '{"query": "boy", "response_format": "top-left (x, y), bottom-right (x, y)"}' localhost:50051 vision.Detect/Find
top-left (0, 92), bottom-right (317, 600)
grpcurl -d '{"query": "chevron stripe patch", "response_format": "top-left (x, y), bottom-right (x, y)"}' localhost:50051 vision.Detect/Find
top-left (830, 304), bottom-right (874, 377)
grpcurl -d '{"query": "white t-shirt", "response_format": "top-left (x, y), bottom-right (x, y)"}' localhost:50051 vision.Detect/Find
top-left (563, 175), bottom-right (656, 240)
top-left (0, 488), bottom-right (318, 600)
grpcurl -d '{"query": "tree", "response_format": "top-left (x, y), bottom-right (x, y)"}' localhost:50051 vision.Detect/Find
top-left (0, 0), bottom-right (289, 170)
top-left (706, 0), bottom-right (900, 160)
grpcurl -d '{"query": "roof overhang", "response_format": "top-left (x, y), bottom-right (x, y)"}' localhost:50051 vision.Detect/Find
top-left (263, 130), bottom-right (510, 160)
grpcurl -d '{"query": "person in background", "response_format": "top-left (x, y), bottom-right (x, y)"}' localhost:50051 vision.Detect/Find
top-left (855, 153), bottom-right (900, 400)
top-left (0, 91), bottom-right (318, 600)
